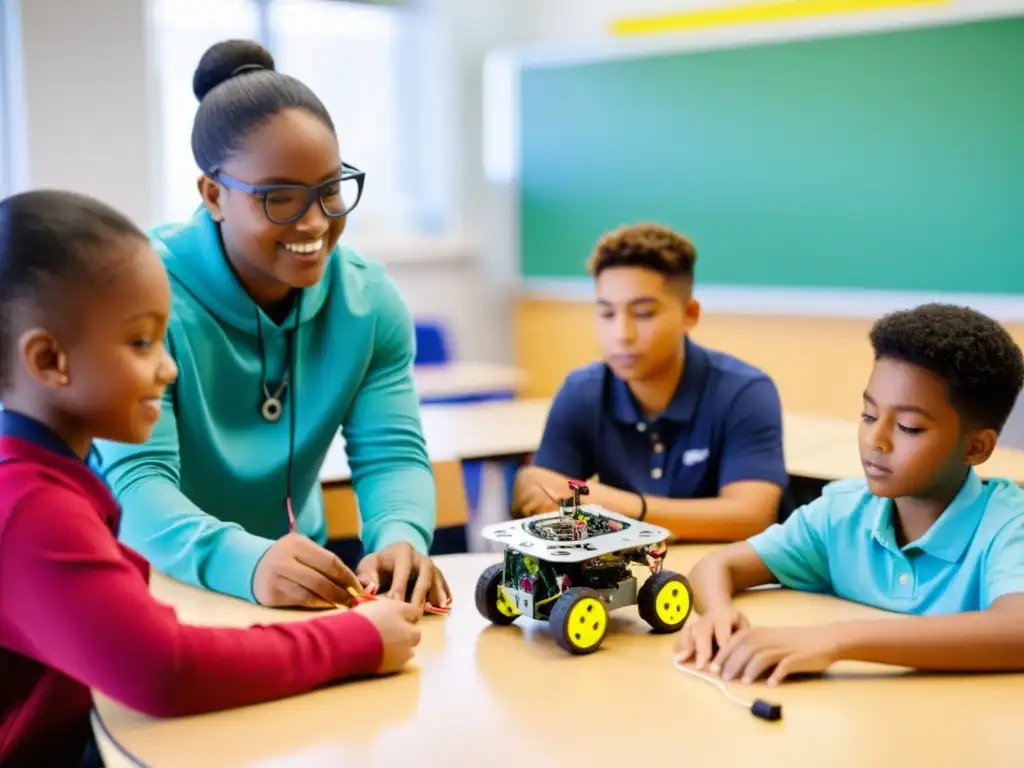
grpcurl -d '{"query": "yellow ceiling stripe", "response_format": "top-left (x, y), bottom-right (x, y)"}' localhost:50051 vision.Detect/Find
top-left (610, 0), bottom-right (950, 37)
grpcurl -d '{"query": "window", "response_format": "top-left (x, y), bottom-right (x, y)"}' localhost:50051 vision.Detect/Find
top-left (0, 0), bottom-right (22, 197)
top-left (151, 0), bottom-right (446, 235)
top-left (151, 0), bottom-right (261, 224)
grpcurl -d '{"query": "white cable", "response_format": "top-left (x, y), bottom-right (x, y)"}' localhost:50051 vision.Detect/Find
top-left (672, 657), bottom-right (784, 720)
top-left (672, 657), bottom-right (754, 709)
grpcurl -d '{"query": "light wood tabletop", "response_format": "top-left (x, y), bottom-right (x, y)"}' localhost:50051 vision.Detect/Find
top-left (92, 545), bottom-right (1024, 767)
top-left (783, 412), bottom-right (1024, 484)
top-left (413, 361), bottom-right (523, 400)
top-left (320, 397), bottom-right (1024, 485)
top-left (318, 398), bottom-right (551, 483)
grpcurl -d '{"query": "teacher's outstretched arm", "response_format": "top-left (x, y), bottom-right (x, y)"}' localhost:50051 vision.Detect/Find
top-left (96, 368), bottom-right (362, 608)
top-left (343, 276), bottom-right (450, 610)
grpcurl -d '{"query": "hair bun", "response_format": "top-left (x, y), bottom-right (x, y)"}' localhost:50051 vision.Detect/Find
top-left (192, 39), bottom-right (276, 102)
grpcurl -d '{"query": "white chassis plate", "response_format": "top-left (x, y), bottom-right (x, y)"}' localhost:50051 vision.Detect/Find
top-left (481, 505), bottom-right (672, 563)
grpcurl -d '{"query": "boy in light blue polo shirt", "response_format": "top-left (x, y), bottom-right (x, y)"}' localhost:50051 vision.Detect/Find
top-left (675, 303), bottom-right (1024, 685)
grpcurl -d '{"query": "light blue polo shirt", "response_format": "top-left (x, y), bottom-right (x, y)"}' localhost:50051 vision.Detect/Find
top-left (746, 470), bottom-right (1024, 614)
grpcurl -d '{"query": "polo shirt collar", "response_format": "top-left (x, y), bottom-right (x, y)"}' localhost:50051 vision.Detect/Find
top-left (867, 469), bottom-right (985, 563)
top-left (0, 408), bottom-right (81, 461)
top-left (610, 337), bottom-right (711, 425)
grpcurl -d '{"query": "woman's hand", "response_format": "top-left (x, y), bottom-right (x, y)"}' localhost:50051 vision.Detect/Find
top-left (356, 542), bottom-right (452, 613)
top-left (252, 533), bottom-right (362, 608)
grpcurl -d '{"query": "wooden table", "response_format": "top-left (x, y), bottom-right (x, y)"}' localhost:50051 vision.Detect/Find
top-left (321, 397), bottom-right (1024, 486)
top-left (783, 412), bottom-right (1024, 484)
top-left (318, 398), bottom-right (551, 483)
top-left (92, 546), bottom-right (1024, 767)
top-left (413, 362), bottom-right (523, 401)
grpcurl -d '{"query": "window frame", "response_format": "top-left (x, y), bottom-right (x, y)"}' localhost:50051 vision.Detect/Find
top-left (148, 0), bottom-right (450, 236)
top-left (0, 0), bottom-right (27, 196)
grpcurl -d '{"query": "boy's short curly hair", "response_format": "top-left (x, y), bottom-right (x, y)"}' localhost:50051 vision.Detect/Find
top-left (870, 303), bottom-right (1024, 432)
top-left (587, 223), bottom-right (696, 284)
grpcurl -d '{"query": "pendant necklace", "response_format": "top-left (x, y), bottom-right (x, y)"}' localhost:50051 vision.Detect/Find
top-left (255, 308), bottom-right (290, 423)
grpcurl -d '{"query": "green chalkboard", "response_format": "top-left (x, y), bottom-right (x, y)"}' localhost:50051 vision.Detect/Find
top-left (519, 17), bottom-right (1024, 292)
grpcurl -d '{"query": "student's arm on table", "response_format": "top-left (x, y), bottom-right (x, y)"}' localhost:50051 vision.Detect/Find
top-left (531, 378), bottom-right (786, 540)
top-left (0, 487), bottom-right (410, 719)
top-left (675, 495), bottom-right (830, 671)
top-left (583, 481), bottom-right (781, 540)
top-left (512, 377), bottom-right (594, 518)
top-left (685, 514), bottom-right (1024, 685)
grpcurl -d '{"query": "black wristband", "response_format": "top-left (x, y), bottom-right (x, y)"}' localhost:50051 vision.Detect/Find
top-left (637, 493), bottom-right (647, 521)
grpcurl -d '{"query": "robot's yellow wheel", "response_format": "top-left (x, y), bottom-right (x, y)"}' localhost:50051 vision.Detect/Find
top-left (475, 563), bottom-right (519, 626)
top-left (550, 588), bottom-right (608, 655)
top-left (638, 570), bottom-right (693, 633)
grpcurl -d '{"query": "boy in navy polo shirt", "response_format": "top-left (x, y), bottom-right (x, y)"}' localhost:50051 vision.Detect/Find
top-left (0, 190), bottom-right (421, 767)
top-left (513, 223), bottom-right (788, 540)
top-left (676, 304), bottom-right (1024, 685)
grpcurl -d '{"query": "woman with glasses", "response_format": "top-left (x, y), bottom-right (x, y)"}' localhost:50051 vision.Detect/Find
top-left (94, 39), bottom-right (451, 613)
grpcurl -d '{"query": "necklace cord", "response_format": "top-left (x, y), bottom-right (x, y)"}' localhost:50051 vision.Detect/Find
top-left (254, 293), bottom-right (302, 533)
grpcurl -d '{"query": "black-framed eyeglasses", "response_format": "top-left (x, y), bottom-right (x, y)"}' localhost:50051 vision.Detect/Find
top-left (211, 162), bottom-right (366, 224)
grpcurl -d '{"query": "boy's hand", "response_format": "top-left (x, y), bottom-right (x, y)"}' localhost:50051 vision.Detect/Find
top-left (514, 481), bottom-right (561, 518)
top-left (253, 533), bottom-right (362, 608)
top-left (352, 598), bottom-right (423, 674)
top-left (674, 606), bottom-right (750, 670)
top-left (711, 625), bottom-right (842, 685)
top-left (356, 542), bottom-right (452, 612)
top-left (512, 466), bottom-right (567, 518)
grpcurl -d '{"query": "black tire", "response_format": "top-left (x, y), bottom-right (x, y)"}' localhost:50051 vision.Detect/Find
top-left (637, 570), bottom-right (693, 633)
top-left (549, 587), bottom-right (608, 655)
top-left (475, 563), bottom-right (518, 625)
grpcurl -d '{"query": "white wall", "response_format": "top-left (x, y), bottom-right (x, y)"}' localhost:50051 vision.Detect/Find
top-left (522, 0), bottom-right (1024, 43)
top-left (12, 0), bottom-right (158, 227)
top-left (523, 0), bottom-right (731, 41)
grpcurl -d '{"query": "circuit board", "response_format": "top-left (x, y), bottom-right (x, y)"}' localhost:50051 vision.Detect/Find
top-left (481, 505), bottom-right (672, 563)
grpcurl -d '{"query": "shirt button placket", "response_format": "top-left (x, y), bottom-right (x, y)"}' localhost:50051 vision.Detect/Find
top-left (894, 560), bottom-right (915, 599)
top-left (650, 430), bottom-right (665, 482)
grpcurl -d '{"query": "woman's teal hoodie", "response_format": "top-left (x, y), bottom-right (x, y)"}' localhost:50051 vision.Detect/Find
top-left (93, 210), bottom-right (436, 601)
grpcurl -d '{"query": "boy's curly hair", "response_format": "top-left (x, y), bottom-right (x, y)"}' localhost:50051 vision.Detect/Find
top-left (587, 223), bottom-right (696, 283)
top-left (870, 303), bottom-right (1024, 432)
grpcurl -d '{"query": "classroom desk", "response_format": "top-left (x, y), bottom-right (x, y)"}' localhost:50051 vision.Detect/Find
top-left (413, 361), bottom-right (523, 401)
top-left (91, 545), bottom-right (1024, 767)
top-left (783, 412), bottom-right (1024, 484)
top-left (318, 398), bottom-right (551, 484)
top-left (329, 397), bottom-right (1024, 486)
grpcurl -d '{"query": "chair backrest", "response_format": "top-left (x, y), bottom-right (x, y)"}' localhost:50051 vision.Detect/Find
top-left (323, 459), bottom-right (470, 540)
top-left (414, 321), bottom-right (451, 366)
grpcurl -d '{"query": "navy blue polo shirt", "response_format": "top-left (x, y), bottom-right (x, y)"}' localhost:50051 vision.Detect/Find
top-left (532, 338), bottom-right (788, 500)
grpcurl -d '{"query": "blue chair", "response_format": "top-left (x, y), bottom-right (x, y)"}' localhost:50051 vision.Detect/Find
top-left (414, 320), bottom-right (451, 366)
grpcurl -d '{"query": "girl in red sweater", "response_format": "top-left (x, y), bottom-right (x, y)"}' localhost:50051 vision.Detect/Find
top-left (0, 189), bottom-right (422, 766)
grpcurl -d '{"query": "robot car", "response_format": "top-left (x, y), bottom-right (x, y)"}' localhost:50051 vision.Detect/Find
top-left (475, 480), bottom-right (693, 655)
